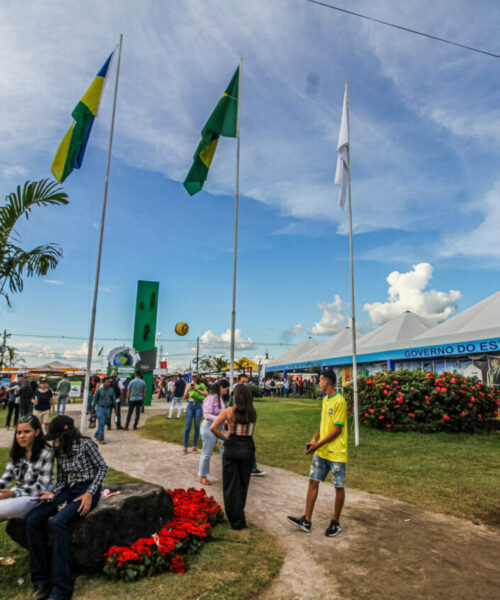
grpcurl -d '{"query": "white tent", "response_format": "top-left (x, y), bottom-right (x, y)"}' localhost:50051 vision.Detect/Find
top-left (357, 311), bottom-right (436, 353)
top-left (302, 327), bottom-right (362, 362)
top-left (410, 290), bottom-right (500, 346)
top-left (268, 337), bottom-right (319, 368)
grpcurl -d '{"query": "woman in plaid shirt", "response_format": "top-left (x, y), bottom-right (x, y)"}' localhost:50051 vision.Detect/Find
top-left (0, 415), bottom-right (54, 521)
top-left (25, 415), bottom-right (108, 600)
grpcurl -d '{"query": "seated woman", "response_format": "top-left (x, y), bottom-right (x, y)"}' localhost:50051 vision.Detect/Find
top-left (210, 384), bottom-right (257, 530)
top-left (0, 415), bottom-right (54, 521)
top-left (26, 415), bottom-right (108, 600)
top-left (198, 378), bottom-right (230, 486)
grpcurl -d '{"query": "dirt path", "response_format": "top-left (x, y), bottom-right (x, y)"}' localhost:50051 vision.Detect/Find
top-left (2, 404), bottom-right (500, 599)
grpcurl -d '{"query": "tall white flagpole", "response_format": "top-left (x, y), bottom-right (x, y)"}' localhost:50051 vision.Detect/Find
top-left (345, 80), bottom-right (360, 446)
top-left (229, 59), bottom-right (242, 391)
top-left (80, 34), bottom-right (123, 433)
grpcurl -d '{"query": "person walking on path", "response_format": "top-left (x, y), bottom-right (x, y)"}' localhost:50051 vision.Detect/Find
top-left (211, 383), bottom-right (257, 530)
top-left (166, 377), bottom-right (174, 402)
top-left (18, 375), bottom-right (34, 418)
top-left (26, 415), bottom-right (107, 600)
top-left (92, 377), bottom-right (115, 445)
top-left (287, 368), bottom-right (347, 537)
top-left (56, 374), bottom-right (71, 415)
top-left (6, 379), bottom-right (20, 430)
top-left (0, 415), bottom-right (54, 521)
top-left (168, 373), bottom-right (186, 419)
top-left (183, 374), bottom-right (208, 455)
top-left (32, 380), bottom-right (55, 434)
top-left (199, 378), bottom-right (229, 485)
top-left (124, 370), bottom-right (146, 431)
top-left (108, 372), bottom-right (123, 430)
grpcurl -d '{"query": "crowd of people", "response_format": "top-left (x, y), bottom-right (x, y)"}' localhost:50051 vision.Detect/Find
top-left (1, 374), bottom-right (73, 433)
top-left (0, 368), bottom-right (347, 598)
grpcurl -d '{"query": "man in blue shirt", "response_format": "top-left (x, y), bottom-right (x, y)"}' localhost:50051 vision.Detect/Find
top-left (92, 378), bottom-right (116, 444)
top-left (124, 370), bottom-right (146, 430)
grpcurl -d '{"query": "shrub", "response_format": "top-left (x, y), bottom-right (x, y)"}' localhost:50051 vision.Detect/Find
top-left (249, 385), bottom-right (263, 398)
top-left (344, 369), bottom-right (500, 433)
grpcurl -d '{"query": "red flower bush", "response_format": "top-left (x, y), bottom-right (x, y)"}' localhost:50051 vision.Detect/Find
top-left (344, 369), bottom-right (500, 433)
top-left (103, 488), bottom-right (223, 581)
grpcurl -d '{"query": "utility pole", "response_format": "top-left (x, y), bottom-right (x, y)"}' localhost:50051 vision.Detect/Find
top-left (159, 344), bottom-right (163, 368)
top-left (0, 329), bottom-right (11, 373)
top-left (196, 336), bottom-right (200, 374)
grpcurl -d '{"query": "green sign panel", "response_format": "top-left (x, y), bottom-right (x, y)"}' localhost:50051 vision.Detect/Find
top-left (133, 281), bottom-right (159, 406)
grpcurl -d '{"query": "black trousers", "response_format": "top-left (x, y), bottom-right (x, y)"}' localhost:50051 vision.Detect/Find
top-left (107, 402), bottom-right (121, 429)
top-left (6, 403), bottom-right (19, 428)
top-left (125, 400), bottom-right (142, 429)
top-left (222, 435), bottom-right (255, 530)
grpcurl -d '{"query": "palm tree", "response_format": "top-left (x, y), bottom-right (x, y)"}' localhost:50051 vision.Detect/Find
top-left (0, 179), bottom-right (68, 305)
top-left (234, 358), bottom-right (248, 373)
top-left (5, 345), bottom-right (25, 368)
top-left (213, 355), bottom-right (229, 376)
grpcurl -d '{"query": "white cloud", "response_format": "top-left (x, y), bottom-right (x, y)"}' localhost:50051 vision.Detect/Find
top-left (363, 262), bottom-right (462, 325)
top-left (2, 164), bottom-right (27, 177)
top-left (291, 323), bottom-right (305, 335)
top-left (441, 180), bottom-right (500, 258)
top-left (310, 294), bottom-right (349, 335)
top-left (11, 338), bottom-right (104, 368)
top-left (196, 328), bottom-right (256, 352)
top-left (43, 279), bottom-right (64, 286)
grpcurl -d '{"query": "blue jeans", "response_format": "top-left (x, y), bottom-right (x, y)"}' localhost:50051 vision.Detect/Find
top-left (199, 419), bottom-right (223, 477)
top-left (26, 482), bottom-right (100, 600)
top-left (57, 395), bottom-right (67, 415)
top-left (309, 454), bottom-right (346, 487)
top-left (184, 401), bottom-right (203, 448)
top-left (95, 406), bottom-right (111, 441)
top-left (169, 396), bottom-right (183, 418)
top-left (20, 402), bottom-right (33, 418)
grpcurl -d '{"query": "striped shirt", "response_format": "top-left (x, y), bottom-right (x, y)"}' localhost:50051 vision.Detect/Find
top-left (53, 438), bottom-right (108, 496)
top-left (228, 419), bottom-right (255, 436)
top-left (0, 447), bottom-right (54, 498)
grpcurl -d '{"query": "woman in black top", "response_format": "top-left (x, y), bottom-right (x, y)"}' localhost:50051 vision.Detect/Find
top-left (32, 380), bottom-right (54, 433)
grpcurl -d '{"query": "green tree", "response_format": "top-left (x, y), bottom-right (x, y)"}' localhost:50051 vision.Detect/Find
top-left (213, 355), bottom-right (229, 375)
top-left (0, 179), bottom-right (69, 306)
top-left (234, 358), bottom-right (247, 372)
top-left (5, 345), bottom-right (25, 368)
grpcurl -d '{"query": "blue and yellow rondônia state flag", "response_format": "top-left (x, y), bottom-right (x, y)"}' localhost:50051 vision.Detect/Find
top-left (184, 66), bottom-right (239, 196)
top-left (51, 52), bottom-right (114, 183)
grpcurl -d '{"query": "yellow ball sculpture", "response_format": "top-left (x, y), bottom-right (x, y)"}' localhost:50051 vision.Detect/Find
top-left (175, 322), bottom-right (189, 336)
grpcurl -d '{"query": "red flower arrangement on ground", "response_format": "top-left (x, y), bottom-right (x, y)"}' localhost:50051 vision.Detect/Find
top-left (103, 488), bottom-right (223, 581)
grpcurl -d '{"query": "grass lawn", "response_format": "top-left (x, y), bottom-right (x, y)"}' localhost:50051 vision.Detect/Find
top-left (139, 396), bottom-right (500, 526)
top-left (0, 447), bottom-right (284, 600)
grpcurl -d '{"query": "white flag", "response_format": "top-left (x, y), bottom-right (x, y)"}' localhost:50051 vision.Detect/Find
top-left (334, 88), bottom-right (349, 209)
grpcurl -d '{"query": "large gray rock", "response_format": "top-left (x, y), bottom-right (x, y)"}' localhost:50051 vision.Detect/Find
top-left (7, 482), bottom-right (174, 572)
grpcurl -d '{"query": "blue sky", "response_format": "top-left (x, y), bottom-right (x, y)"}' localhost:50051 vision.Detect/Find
top-left (1, 0), bottom-right (500, 370)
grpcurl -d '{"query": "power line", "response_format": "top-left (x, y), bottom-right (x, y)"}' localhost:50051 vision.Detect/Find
top-left (306, 0), bottom-right (500, 60)
top-left (10, 332), bottom-right (292, 346)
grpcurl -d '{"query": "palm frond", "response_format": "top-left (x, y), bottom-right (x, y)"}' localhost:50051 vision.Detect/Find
top-left (0, 179), bottom-right (69, 236)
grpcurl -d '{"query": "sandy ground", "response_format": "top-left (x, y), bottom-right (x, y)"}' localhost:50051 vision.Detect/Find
top-left (2, 401), bottom-right (500, 600)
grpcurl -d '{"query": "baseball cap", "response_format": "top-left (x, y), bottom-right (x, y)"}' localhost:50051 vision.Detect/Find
top-left (45, 415), bottom-right (75, 440)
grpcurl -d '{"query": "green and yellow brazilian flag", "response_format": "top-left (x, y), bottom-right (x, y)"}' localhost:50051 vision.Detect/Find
top-left (51, 52), bottom-right (114, 183)
top-left (184, 66), bottom-right (239, 196)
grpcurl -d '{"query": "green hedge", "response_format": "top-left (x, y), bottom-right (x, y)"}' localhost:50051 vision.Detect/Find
top-left (344, 369), bottom-right (500, 432)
